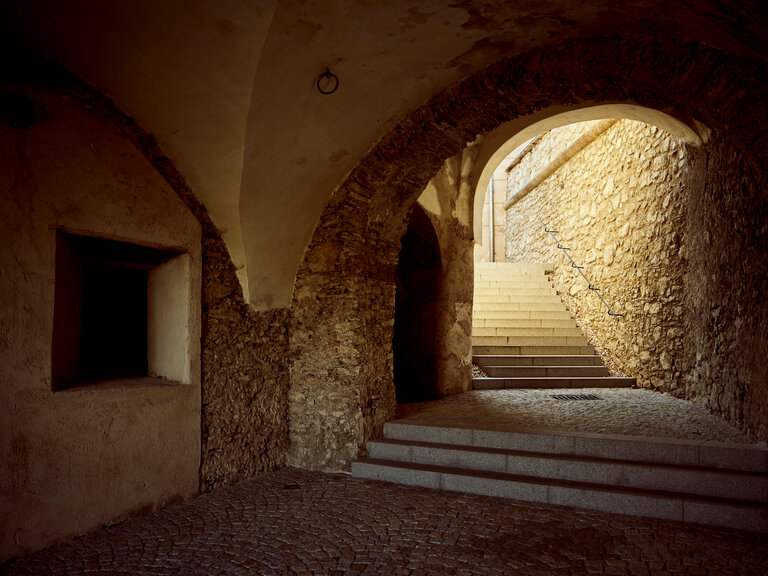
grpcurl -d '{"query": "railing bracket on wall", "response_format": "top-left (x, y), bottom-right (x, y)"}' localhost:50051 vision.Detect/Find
top-left (543, 223), bottom-right (623, 320)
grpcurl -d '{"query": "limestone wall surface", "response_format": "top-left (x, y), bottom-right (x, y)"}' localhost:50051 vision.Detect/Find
top-left (505, 119), bottom-right (768, 442)
top-left (199, 237), bottom-right (290, 492)
top-left (506, 120), bottom-right (692, 388)
top-left (684, 133), bottom-right (768, 441)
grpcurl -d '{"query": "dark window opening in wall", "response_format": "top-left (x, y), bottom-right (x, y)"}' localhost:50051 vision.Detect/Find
top-left (52, 231), bottom-right (186, 391)
top-left (393, 204), bottom-right (441, 404)
top-left (80, 263), bottom-right (148, 380)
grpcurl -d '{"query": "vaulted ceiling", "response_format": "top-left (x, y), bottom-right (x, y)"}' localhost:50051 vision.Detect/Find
top-left (3, 0), bottom-right (766, 308)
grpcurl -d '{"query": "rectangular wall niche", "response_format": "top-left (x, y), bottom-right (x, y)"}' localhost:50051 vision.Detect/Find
top-left (52, 231), bottom-right (191, 390)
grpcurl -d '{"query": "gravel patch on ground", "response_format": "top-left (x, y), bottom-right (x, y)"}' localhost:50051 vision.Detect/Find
top-left (395, 388), bottom-right (757, 444)
top-left (471, 363), bottom-right (488, 378)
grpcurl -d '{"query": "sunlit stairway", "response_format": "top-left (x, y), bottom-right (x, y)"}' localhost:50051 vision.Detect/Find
top-left (352, 262), bottom-right (768, 532)
top-left (351, 422), bottom-right (768, 532)
top-left (472, 262), bottom-right (634, 389)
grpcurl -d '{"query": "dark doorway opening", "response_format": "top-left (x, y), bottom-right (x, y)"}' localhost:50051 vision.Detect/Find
top-left (393, 205), bottom-right (441, 403)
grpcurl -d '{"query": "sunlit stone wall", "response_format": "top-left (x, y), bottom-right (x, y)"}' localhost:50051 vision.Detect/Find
top-left (505, 119), bottom-right (768, 442)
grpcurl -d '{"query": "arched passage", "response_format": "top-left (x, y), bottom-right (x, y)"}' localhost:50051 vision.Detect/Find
top-left (288, 36), bottom-right (768, 471)
top-left (393, 204), bottom-right (441, 404)
top-left (469, 103), bottom-right (707, 242)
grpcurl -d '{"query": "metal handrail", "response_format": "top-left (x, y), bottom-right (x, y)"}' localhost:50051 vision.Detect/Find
top-left (543, 223), bottom-right (623, 320)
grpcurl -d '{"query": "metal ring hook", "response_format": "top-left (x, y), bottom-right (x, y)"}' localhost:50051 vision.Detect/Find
top-left (316, 68), bottom-right (339, 95)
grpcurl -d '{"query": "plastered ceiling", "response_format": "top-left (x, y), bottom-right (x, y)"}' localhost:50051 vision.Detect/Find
top-left (3, 0), bottom-right (766, 309)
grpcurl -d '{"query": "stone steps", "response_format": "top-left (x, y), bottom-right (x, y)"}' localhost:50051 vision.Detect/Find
top-left (473, 327), bottom-right (584, 337)
top-left (483, 365), bottom-right (611, 377)
top-left (475, 261), bottom-right (554, 270)
top-left (473, 318), bottom-right (578, 328)
top-left (473, 302), bottom-right (571, 311)
top-left (474, 281), bottom-right (557, 290)
top-left (351, 422), bottom-right (768, 532)
top-left (473, 345), bottom-right (597, 356)
top-left (474, 294), bottom-right (563, 303)
top-left (471, 309), bottom-right (574, 320)
top-left (472, 262), bottom-right (633, 389)
top-left (474, 354), bottom-right (604, 367)
top-left (473, 376), bottom-right (635, 389)
top-left (472, 335), bottom-right (591, 347)
top-left (474, 286), bottom-right (558, 295)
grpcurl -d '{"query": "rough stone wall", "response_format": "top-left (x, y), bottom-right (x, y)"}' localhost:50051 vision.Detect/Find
top-left (289, 273), bottom-right (399, 471)
top-left (506, 122), bottom-right (608, 199)
top-left (200, 237), bottom-right (290, 491)
top-left (505, 120), bottom-right (695, 391)
top-left (505, 120), bottom-right (768, 442)
top-left (289, 36), bottom-right (768, 471)
top-left (684, 133), bottom-right (768, 441)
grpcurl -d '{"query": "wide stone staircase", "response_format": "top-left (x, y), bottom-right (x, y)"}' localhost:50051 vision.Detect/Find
top-left (472, 261), bottom-right (634, 389)
top-left (351, 262), bottom-right (768, 531)
top-left (351, 421), bottom-right (768, 532)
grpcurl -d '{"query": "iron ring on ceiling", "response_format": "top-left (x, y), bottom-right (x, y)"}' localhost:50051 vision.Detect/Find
top-left (316, 68), bottom-right (339, 95)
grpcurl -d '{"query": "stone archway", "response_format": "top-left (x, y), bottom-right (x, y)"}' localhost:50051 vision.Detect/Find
top-left (287, 36), bottom-right (768, 471)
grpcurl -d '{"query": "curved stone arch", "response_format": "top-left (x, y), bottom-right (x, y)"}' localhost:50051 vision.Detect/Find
top-left (288, 36), bottom-right (768, 471)
top-left (469, 103), bottom-right (708, 242)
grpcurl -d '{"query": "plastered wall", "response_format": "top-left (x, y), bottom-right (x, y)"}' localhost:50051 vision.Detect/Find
top-left (505, 119), bottom-right (768, 442)
top-left (0, 87), bottom-right (202, 561)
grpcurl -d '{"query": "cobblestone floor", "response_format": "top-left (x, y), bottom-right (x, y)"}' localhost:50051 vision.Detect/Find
top-left (3, 467), bottom-right (767, 576)
top-left (395, 388), bottom-right (755, 444)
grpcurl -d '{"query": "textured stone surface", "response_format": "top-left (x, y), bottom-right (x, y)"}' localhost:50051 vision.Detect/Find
top-left (505, 119), bottom-right (692, 390)
top-left (504, 119), bottom-right (768, 443)
top-left (290, 37), bottom-right (768, 471)
top-left (200, 235), bottom-right (290, 490)
top-left (684, 133), bottom-right (768, 442)
top-left (3, 468), bottom-right (767, 576)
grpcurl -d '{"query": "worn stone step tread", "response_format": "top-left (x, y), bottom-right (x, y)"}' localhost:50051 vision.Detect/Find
top-left (472, 336), bottom-right (589, 344)
top-left (383, 422), bottom-right (768, 473)
top-left (473, 282), bottom-right (555, 287)
top-left (369, 438), bottom-right (768, 481)
top-left (352, 458), bottom-right (768, 509)
top-left (472, 376), bottom-right (635, 389)
top-left (473, 285), bottom-right (555, 291)
top-left (483, 366), bottom-right (611, 377)
top-left (473, 354), bottom-right (603, 366)
top-left (473, 294), bottom-right (559, 300)
top-left (472, 319), bottom-right (579, 328)
top-left (471, 327), bottom-right (585, 337)
top-left (384, 420), bottom-right (768, 473)
top-left (473, 310), bottom-right (574, 317)
top-left (472, 346), bottom-right (597, 355)
top-left (472, 302), bottom-right (569, 309)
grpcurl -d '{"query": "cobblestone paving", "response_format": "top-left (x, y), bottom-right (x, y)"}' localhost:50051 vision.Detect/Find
top-left (3, 468), bottom-right (767, 575)
top-left (395, 389), bottom-right (755, 444)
